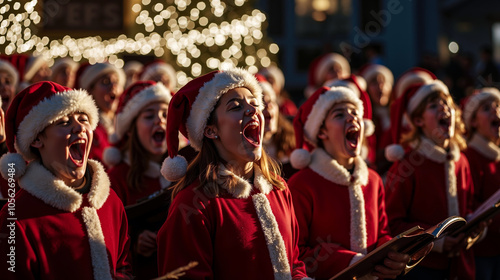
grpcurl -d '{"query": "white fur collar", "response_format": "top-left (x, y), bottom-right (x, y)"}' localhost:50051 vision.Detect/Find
top-left (99, 113), bottom-right (114, 135)
top-left (309, 148), bottom-right (369, 187)
top-left (217, 164), bottom-right (274, 199)
top-left (19, 160), bottom-right (110, 212)
top-left (412, 137), bottom-right (461, 163)
top-left (469, 133), bottom-right (500, 162)
top-left (124, 153), bottom-right (171, 189)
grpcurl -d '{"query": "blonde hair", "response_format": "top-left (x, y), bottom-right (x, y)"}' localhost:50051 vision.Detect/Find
top-left (401, 90), bottom-right (467, 150)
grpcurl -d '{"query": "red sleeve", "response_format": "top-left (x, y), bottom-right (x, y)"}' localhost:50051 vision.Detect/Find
top-left (385, 160), bottom-right (433, 234)
top-left (289, 181), bottom-right (358, 279)
top-left (156, 185), bottom-right (214, 279)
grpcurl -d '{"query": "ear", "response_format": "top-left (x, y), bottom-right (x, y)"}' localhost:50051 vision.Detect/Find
top-left (413, 116), bottom-right (424, 127)
top-left (317, 126), bottom-right (328, 140)
top-left (31, 136), bottom-right (43, 149)
top-left (203, 125), bottom-right (218, 140)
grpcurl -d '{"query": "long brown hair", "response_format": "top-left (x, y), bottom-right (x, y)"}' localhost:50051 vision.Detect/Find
top-left (401, 91), bottom-right (467, 150)
top-left (270, 114), bottom-right (295, 160)
top-left (171, 108), bottom-right (285, 199)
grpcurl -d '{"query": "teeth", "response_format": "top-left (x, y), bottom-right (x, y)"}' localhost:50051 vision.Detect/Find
top-left (73, 139), bottom-right (85, 144)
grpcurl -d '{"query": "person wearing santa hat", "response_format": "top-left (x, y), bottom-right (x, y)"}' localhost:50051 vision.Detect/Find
top-left (462, 88), bottom-right (500, 280)
top-left (123, 60), bottom-right (144, 89)
top-left (258, 65), bottom-right (298, 118)
top-left (256, 74), bottom-right (298, 180)
top-left (0, 81), bottom-right (132, 279)
top-left (304, 52), bottom-right (351, 99)
top-left (75, 62), bottom-right (125, 164)
top-left (103, 80), bottom-right (172, 279)
top-left (18, 54), bottom-right (51, 91)
top-left (0, 59), bottom-right (18, 112)
top-left (50, 57), bottom-right (78, 88)
top-left (157, 68), bottom-right (311, 279)
top-left (384, 81), bottom-right (482, 280)
top-left (140, 60), bottom-right (177, 93)
top-left (324, 75), bottom-right (376, 169)
top-left (287, 86), bottom-right (409, 279)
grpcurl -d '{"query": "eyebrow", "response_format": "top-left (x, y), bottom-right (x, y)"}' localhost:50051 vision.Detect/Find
top-left (226, 98), bottom-right (240, 105)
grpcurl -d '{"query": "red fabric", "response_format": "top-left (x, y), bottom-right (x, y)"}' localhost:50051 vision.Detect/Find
top-left (157, 180), bottom-right (309, 279)
top-left (0, 189), bottom-right (132, 280)
top-left (279, 98), bottom-right (298, 118)
top-left (108, 161), bottom-right (164, 206)
top-left (464, 147), bottom-right (500, 257)
top-left (288, 167), bottom-right (392, 279)
top-left (385, 150), bottom-right (475, 279)
top-left (89, 123), bottom-right (111, 164)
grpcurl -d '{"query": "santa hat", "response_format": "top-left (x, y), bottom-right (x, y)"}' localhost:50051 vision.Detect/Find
top-left (359, 64), bottom-right (394, 87)
top-left (0, 81), bottom-right (99, 180)
top-left (0, 59), bottom-right (19, 88)
top-left (391, 67), bottom-right (436, 102)
top-left (290, 86), bottom-right (365, 169)
top-left (75, 62), bottom-right (125, 90)
top-left (257, 65), bottom-right (285, 92)
top-left (255, 73), bottom-right (277, 102)
top-left (160, 68), bottom-right (263, 181)
top-left (385, 80), bottom-right (450, 162)
top-left (103, 81), bottom-right (172, 166)
top-left (324, 75), bottom-right (375, 137)
top-left (50, 58), bottom-right (78, 77)
top-left (140, 60), bottom-right (177, 89)
top-left (305, 53), bottom-right (351, 98)
top-left (22, 55), bottom-right (47, 83)
top-left (462, 87), bottom-right (500, 130)
top-left (123, 60), bottom-right (144, 74)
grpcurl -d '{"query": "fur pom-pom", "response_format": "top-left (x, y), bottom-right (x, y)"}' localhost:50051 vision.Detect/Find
top-left (161, 155), bottom-right (188, 181)
top-left (385, 144), bottom-right (405, 162)
top-left (108, 133), bottom-right (120, 145)
top-left (102, 147), bottom-right (122, 167)
top-left (0, 153), bottom-right (27, 180)
top-left (363, 119), bottom-right (375, 137)
top-left (290, 148), bottom-right (311, 169)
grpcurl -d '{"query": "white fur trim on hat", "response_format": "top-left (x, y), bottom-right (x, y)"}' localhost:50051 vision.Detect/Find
top-left (161, 155), bottom-right (188, 181)
top-left (316, 53), bottom-right (350, 85)
top-left (79, 63), bottom-right (125, 90)
top-left (114, 82), bottom-right (171, 142)
top-left (394, 71), bottom-right (434, 99)
top-left (123, 60), bottom-right (143, 74)
top-left (140, 62), bottom-right (177, 89)
top-left (15, 89), bottom-right (99, 161)
top-left (258, 65), bottom-right (285, 92)
top-left (50, 58), bottom-right (78, 78)
top-left (407, 80), bottom-right (449, 115)
top-left (463, 88), bottom-right (500, 129)
top-left (186, 68), bottom-right (263, 151)
top-left (324, 79), bottom-right (360, 97)
top-left (23, 55), bottom-right (47, 82)
top-left (290, 148), bottom-right (311, 169)
top-left (304, 86), bottom-right (364, 146)
top-left (0, 153), bottom-right (27, 180)
top-left (385, 143), bottom-right (405, 162)
top-left (361, 64), bottom-right (394, 86)
top-left (0, 60), bottom-right (19, 87)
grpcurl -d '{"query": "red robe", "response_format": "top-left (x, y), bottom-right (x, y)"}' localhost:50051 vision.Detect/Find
top-left (0, 160), bottom-right (132, 280)
top-left (89, 122), bottom-right (112, 164)
top-left (385, 138), bottom-right (475, 280)
top-left (108, 160), bottom-right (171, 206)
top-left (464, 134), bottom-right (500, 257)
top-left (288, 149), bottom-right (392, 279)
top-left (157, 164), bottom-right (311, 280)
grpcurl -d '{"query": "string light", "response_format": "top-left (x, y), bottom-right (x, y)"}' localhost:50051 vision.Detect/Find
top-left (0, 0), bottom-right (278, 86)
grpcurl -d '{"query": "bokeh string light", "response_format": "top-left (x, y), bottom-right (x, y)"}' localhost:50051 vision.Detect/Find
top-left (0, 0), bottom-right (279, 86)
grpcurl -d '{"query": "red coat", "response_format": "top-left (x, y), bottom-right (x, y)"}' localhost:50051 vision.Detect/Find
top-left (0, 160), bottom-right (132, 280)
top-left (108, 160), bottom-right (171, 206)
top-left (464, 134), bottom-right (500, 257)
top-left (385, 139), bottom-right (475, 280)
top-left (157, 165), bottom-right (311, 280)
top-left (288, 149), bottom-right (392, 279)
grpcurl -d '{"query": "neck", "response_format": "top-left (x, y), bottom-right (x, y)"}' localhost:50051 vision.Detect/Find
top-left (227, 161), bottom-right (254, 180)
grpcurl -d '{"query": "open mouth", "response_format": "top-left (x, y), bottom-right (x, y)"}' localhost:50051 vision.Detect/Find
top-left (345, 126), bottom-right (360, 149)
top-left (69, 139), bottom-right (86, 166)
top-left (152, 129), bottom-right (166, 144)
top-left (438, 117), bottom-right (451, 131)
top-left (242, 120), bottom-right (261, 147)
top-left (491, 119), bottom-right (500, 128)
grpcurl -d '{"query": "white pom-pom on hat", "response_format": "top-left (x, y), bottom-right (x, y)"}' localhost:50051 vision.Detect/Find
top-left (161, 155), bottom-right (188, 182)
top-left (102, 146), bottom-right (122, 168)
top-left (0, 153), bottom-right (27, 180)
top-left (363, 119), bottom-right (375, 137)
top-left (385, 144), bottom-right (405, 162)
top-left (290, 148), bottom-right (312, 170)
